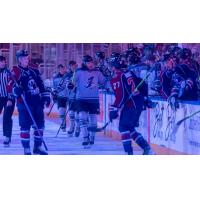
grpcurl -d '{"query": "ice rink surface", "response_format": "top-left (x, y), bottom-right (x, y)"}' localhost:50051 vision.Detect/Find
top-left (0, 115), bottom-right (143, 155)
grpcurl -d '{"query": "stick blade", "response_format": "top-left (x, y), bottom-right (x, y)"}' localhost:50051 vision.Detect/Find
top-left (171, 124), bottom-right (180, 135)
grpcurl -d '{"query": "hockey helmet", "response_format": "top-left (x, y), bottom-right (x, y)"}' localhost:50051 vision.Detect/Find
top-left (110, 52), bottom-right (120, 58)
top-left (69, 60), bottom-right (76, 66)
top-left (95, 51), bottom-right (105, 60)
top-left (128, 53), bottom-right (141, 65)
top-left (16, 49), bottom-right (29, 59)
top-left (162, 53), bottom-right (173, 62)
top-left (57, 64), bottom-right (65, 68)
top-left (82, 55), bottom-right (93, 63)
top-left (178, 48), bottom-right (192, 60)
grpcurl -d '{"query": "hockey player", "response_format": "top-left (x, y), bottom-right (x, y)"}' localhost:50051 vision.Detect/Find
top-left (160, 54), bottom-right (176, 99)
top-left (53, 64), bottom-right (71, 133)
top-left (95, 51), bottom-right (112, 79)
top-left (0, 56), bottom-right (15, 147)
top-left (108, 57), bottom-right (155, 155)
top-left (67, 60), bottom-right (80, 137)
top-left (141, 44), bottom-right (156, 65)
top-left (167, 49), bottom-right (198, 109)
top-left (7, 50), bottom-right (50, 155)
top-left (70, 55), bottom-right (106, 147)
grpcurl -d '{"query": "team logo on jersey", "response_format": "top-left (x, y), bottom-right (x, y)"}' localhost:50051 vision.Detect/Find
top-left (27, 78), bottom-right (40, 95)
top-left (85, 76), bottom-right (95, 88)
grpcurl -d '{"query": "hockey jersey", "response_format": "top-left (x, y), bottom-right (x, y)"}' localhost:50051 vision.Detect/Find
top-left (110, 70), bottom-right (145, 110)
top-left (160, 69), bottom-right (174, 99)
top-left (7, 65), bottom-right (49, 105)
top-left (74, 68), bottom-right (106, 101)
top-left (160, 64), bottom-right (198, 100)
top-left (53, 72), bottom-right (71, 98)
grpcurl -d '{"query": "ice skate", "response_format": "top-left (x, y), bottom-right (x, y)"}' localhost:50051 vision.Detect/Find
top-left (67, 130), bottom-right (74, 137)
top-left (82, 137), bottom-right (90, 149)
top-left (33, 146), bottom-right (48, 155)
top-left (143, 147), bottom-right (156, 155)
top-left (3, 137), bottom-right (11, 147)
top-left (24, 148), bottom-right (32, 155)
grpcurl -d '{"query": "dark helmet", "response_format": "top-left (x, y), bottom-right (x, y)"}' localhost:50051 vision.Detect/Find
top-left (110, 52), bottom-right (120, 58)
top-left (127, 47), bottom-right (140, 56)
top-left (143, 44), bottom-right (154, 51)
top-left (95, 51), bottom-right (105, 60)
top-left (109, 56), bottom-right (127, 69)
top-left (16, 49), bottom-right (29, 59)
top-left (120, 60), bottom-right (128, 69)
top-left (57, 64), bottom-right (65, 68)
top-left (108, 55), bottom-right (120, 63)
top-left (172, 47), bottom-right (181, 57)
top-left (82, 55), bottom-right (93, 63)
top-left (128, 53), bottom-right (140, 65)
top-left (0, 55), bottom-right (6, 61)
top-left (109, 54), bottom-right (121, 68)
top-left (167, 44), bottom-right (179, 53)
top-left (178, 48), bottom-right (192, 60)
top-left (162, 53), bottom-right (173, 62)
top-left (109, 60), bottom-right (121, 69)
top-left (69, 60), bottom-right (76, 66)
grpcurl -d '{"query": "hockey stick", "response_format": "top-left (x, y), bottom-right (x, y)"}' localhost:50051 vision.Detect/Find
top-left (47, 102), bottom-right (55, 116)
top-left (55, 107), bottom-right (70, 137)
top-left (7, 70), bottom-right (48, 151)
top-left (172, 109), bottom-right (200, 135)
top-left (90, 65), bottom-right (157, 132)
top-left (87, 121), bottom-right (110, 132)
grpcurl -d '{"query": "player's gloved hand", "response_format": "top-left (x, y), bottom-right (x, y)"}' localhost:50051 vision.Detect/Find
top-left (144, 97), bottom-right (157, 109)
top-left (67, 82), bottom-right (74, 90)
top-left (152, 79), bottom-right (162, 92)
top-left (13, 86), bottom-right (23, 97)
top-left (132, 90), bottom-right (140, 96)
top-left (41, 93), bottom-right (51, 107)
top-left (57, 85), bottom-right (64, 92)
top-left (185, 79), bottom-right (193, 91)
top-left (109, 106), bottom-right (118, 122)
top-left (51, 90), bottom-right (58, 102)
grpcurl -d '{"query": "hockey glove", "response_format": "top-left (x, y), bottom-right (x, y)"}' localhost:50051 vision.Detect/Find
top-left (144, 97), bottom-right (157, 109)
top-left (109, 106), bottom-right (119, 122)
top-left (51, 90), bottom-right (58, 102)
top-left (13, 86), bottom-right (23, 97)
top-left (41, 92), bottom-right (51, 107)
top-left (185, 79), bottom-right (193, 91)
top-left (67, 82), bottom-right (75, 90)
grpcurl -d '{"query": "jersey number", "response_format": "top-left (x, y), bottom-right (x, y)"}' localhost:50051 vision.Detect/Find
top-left (113, 81), bottom-right (120, 90)
top-left (127, 77), bottom-right (136, 92)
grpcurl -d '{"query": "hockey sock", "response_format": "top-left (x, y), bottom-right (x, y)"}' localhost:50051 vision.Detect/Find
top-left (79, 111), bottom-right (89, 138)
top-left (59, 107), bottom-right (66, 128)
top-left (33, 129), bottom-right (44, 147)
top-left (69, 110), bottom-right (75, 132)
top-left (121, 131), bottom-right (133, 154)
top-left (131, 130), bottom-right (150, 150)
top-left (20, 130), bottom-right (30, 149)
top-left (75, 112), bottom-right (80, 131)
top-left (88, 114), bottom-right (97, 142)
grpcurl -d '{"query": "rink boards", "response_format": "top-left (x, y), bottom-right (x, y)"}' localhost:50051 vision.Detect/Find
top-left (100, 92), bottom-right (200, 154)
